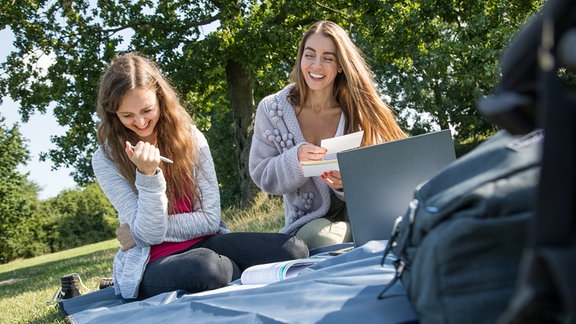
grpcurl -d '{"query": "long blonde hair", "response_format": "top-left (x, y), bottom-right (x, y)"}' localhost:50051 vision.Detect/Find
top-left (289, 21), bottom-right (406, 146)
top-left (96, 52), bottom-right (200, 212)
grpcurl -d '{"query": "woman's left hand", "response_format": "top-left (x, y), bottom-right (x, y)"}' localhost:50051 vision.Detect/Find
top-left (321, 170), bottom-right (343, 190)
top-left (116, 223), bottom-right (136, 251)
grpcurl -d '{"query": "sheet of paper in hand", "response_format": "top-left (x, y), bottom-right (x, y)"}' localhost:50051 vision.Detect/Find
top-left (301, 130), bottom-right (364, 177)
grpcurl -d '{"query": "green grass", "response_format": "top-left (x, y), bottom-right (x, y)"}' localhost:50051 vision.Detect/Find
top-left (0, 197), bottom-right (285, 323)
top-left (0, 240), bottom-right (118, 323)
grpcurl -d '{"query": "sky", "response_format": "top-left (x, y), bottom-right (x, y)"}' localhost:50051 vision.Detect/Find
top-left (1, 28), bottom-right (77, 200)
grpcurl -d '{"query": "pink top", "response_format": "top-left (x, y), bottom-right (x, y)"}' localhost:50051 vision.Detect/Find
top-left (149, 191), bottom-right (213, 263)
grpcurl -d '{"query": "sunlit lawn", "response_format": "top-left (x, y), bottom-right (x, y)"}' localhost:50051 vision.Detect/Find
top-left (0, 196), bottom-right (284, 323)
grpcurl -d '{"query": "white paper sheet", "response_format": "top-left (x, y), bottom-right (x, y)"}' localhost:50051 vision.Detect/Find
top-left (301, 131), bottom-right (363, 177)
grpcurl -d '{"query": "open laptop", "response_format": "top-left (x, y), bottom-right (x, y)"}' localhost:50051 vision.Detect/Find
top-left (337, 129), bottom-right (456, 247)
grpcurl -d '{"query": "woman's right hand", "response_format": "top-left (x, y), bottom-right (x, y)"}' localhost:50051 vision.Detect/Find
top-left (125, 141), bottom-right (161, 175)
top-left (298, 143), bottom-right (327, 162)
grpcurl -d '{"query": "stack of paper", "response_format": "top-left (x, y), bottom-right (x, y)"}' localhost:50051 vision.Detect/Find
top-left (301, 131), bottom-right (364, 177)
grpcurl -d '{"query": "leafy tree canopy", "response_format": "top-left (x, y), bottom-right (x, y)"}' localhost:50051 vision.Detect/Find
top-left (0, 116), bottom-right (42, 262)
top-left (0, 0), bottom-right (544, 206)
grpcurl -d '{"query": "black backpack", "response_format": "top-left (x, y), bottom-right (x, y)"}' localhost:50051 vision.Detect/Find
top-left (379, 129), bottom-right (543, 324)
top-left (487, 0), bottom-right (576, 322)
top-left (380, 0), bottom-right (576, 322)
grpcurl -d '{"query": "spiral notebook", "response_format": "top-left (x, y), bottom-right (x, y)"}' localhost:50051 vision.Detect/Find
top-left (338, 129), bottom-right (456, 247)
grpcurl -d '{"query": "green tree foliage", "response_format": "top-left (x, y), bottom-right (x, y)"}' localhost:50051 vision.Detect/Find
top-left (42, 183), bottom-right (118, 251)
top-left (352, 0), bottom-right (544, 144)
top-left (0, 117), bottom-right (48, 263)
top-left (0, 0), bottom-right (545, 208)
top-left (0, 123), bottom-right (118, 263)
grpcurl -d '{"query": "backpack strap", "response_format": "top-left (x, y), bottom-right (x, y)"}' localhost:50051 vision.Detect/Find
top-left (496, 1), bottom-right (576, 321)
top-left (378, 199), bottom-right (419, 299)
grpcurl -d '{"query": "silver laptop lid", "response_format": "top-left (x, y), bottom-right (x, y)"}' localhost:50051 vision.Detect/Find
top-left (338, 129), bottom-right (456, 247)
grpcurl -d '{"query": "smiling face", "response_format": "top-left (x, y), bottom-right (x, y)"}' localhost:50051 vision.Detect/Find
top-left (300, 33), bottom-right (340, 93)
top-left (116, 87), bottom-right (160, 143)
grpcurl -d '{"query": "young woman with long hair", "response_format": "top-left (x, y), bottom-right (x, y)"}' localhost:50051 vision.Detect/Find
top-left (249, 21), bottom-right (406, 249)
top-left (93, 52), bottom-right (308, 300)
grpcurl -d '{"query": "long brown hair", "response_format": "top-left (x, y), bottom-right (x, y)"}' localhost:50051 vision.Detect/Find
top-left (289, 21), bottom-right (406, 146)
top-left (96, 52), bottom-right (200, 211)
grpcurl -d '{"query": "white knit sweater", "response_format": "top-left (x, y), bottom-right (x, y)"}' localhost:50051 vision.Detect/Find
top-left (249, 84), bottom-right (345, 235)
top-left (92, 125), bottom-right (228, 299)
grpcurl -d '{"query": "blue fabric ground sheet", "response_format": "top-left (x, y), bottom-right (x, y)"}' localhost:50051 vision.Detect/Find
top-left (60, 240), bottom-right (418, 324)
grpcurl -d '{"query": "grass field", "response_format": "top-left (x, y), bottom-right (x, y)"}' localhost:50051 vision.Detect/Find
top-left (0, 196), bottom-right (284, 323)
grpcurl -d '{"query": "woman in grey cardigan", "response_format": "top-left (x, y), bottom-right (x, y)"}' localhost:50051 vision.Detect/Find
top-left (249, 21), bottom-right (406, 249)
top-left (93, 52), bottom-right (308, 300)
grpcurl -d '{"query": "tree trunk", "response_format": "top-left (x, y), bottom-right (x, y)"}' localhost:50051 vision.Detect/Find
top-left (225, 59), bottom-right (258, 208)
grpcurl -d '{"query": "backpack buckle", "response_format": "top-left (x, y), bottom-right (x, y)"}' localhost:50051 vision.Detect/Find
top-left (381, 215), bottom-right (403, 265)
top-left (378, 259), bottom-right (406, 299)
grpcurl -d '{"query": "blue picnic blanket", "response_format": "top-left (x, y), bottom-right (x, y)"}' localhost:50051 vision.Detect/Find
top-left (60, 240), bottom-right (418, 323)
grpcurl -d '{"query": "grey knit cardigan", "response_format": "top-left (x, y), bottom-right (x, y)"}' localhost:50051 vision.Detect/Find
top-left (92, 125), bottom-right (228, 299)
top-left (249, 84), bottom-right (345, 235)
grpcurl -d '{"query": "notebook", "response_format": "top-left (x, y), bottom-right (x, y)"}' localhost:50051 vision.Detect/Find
top-left (337, 129), bottom-right (456, 247)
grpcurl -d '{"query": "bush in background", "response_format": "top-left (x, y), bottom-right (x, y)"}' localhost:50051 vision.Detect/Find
top-left (43, 183), bottom-right (118, 252)
top-left (0, 182), bottom-right (118, 264)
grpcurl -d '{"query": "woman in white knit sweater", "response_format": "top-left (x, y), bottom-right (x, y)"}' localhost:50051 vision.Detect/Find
top-left (93, 52), bottom-right (308, 300)
top-left (249, 21), bottom-right (406, 249)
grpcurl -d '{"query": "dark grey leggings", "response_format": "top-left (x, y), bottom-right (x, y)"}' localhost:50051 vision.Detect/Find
top-left (137, 232), bottom-right (309, 299)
